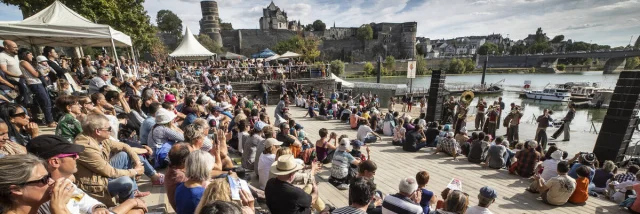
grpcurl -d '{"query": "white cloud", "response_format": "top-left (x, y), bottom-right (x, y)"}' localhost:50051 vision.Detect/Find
top-left (0, 0), bottom-right (636, 46)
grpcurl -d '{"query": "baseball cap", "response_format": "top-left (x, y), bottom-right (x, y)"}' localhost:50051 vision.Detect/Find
top-left (479, 186), bottom-right (498, 199)
top-left (36, 56), bottom-right (48, 63)
top-left (264, 138), bottom-right (283, 148)
top-left (26, 135), bottom-right (85, 160)
top-left (254, 121), bottom-right (267, 131)
top-left (350, 139), bottom-right (364, 147)
top-left (164, 93), bottom-right (176, 103)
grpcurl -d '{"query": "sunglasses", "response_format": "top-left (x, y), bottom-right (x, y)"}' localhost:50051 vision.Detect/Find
top-left (98, 127), bottom-right (112, 132)
top-left (18, 174), bottom-right (51, 186)
top-left (54, 153), bottom-right (79, 159)
top-left (11, 112), bottom-right (27, 118)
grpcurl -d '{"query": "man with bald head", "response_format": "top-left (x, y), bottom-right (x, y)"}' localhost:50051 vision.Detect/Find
top-left (0, 40), bottom-right (20, 90)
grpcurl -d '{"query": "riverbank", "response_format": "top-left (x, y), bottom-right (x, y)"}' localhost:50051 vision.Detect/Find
top-left (343, 67), bottom-right (568, 78)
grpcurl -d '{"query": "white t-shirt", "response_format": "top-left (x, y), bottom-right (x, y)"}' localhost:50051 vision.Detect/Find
top-left (540, 159), bottom-right (559, 181)
top-left (37, 183), bottom-right (103, 214)
top-left (258, 154), bottom-right (276, 190)
top-left (357, 125), bottom-right (373, 142)
top-left (465, 206), bottom-right (493, 214)
top-left (0, 51), bottom-right (22, 80)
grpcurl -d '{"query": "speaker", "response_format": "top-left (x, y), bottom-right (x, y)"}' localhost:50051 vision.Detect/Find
top-left (426, 70), bottom-right (447, 122)
top-left (594, 71), bottom-right (640, 164)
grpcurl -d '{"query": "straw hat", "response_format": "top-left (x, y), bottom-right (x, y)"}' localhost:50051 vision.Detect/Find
top-left (270, 154), bottom-right (303, 176)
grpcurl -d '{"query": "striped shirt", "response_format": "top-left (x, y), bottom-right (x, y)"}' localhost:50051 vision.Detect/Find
top-left (332, 206), bottom-right (367, 214)
top-left (381, 193), bottom-right (424, 214)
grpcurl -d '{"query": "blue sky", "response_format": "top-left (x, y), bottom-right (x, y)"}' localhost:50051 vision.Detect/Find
top-left (1, 0), bottom-right (639, 46)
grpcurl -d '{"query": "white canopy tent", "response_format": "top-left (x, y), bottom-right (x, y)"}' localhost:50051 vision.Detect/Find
top-left (169, 27), bottom-right (216, 60)
top-left (329, 73), bottom-right (354, 88)
top-left (264, 54), bottom-right (280, 61)
top-left (280, 51), bottom-right (302, 58)
top-left (0, 1), bottom-right (135, 77)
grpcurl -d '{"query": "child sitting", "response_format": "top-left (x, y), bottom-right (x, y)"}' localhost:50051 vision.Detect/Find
top-left (349, 140), bottom-right (371, 164)
top-left (295, 124), bottom-right (312, 150)
top-left (569, 165), bottom-right (590, 204)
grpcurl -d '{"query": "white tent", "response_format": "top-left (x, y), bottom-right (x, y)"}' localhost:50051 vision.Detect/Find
top-left (264, 54), bottom-right (280, 61)
top-left (0, 1), bottom-right (132, 47)
top-left (280, 51), bottom-right (302, 58)
top-left (329, 73), bottom-right (354, 88)
top-left (169, 27), bottom-right (215, 60)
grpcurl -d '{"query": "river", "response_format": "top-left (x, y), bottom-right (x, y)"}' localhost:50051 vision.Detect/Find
top-left (348, 71), bottom-right (636, 136)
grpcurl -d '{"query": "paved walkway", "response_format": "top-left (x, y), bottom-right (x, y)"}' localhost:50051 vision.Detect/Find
top-left (281, 106), bottom-right (622, 214)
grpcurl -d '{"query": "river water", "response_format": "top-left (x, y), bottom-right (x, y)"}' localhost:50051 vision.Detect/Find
top-left (348, 71), bottom-right (632, 134)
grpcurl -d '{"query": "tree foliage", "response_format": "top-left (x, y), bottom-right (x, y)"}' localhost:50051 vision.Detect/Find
top-left (363, 62), bottom-right (375, 75)
top-left (356, 24), bottom-right (373, 41)
top-left (448, 58), bottom-right (467, 74)
top-left (312, 20), bottom-right (326, 31)
top-left (2, 0), bottom-right (160, 52)
top-left (272, 35), bottom-right (321, 62)
top-left (534, 27), bottom-right (547, 43)
top-left (478, 42), bottom-right (499, 55)
top-left (156, 10), bottom-right (183, 37)
top-left (329, 60), bottom-right (345, 76)
top-left (557, 64), bottom-right (566, 71)
top-left (551, 35), bottom-right (565, 43)
top-left (415, 55), bottom-right (429, 75)
top-left (196, 33), bottom-right (223, 54)
top-left (635, 36), bottom-right (640, 49)
top-left (463, 58), bottom-right (475, 72)
top-left (384, 56), bottom-right (396, 74)
top-left (510, 44), bottom-right (527, 55)
top-left (626, 57), bottom-right (640, 69)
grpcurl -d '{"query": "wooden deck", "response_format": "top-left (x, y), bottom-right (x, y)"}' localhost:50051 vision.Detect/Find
top-left (280, 106), bottom-right (622, 214)
top-left (38, 105), bottom-right (623, 213)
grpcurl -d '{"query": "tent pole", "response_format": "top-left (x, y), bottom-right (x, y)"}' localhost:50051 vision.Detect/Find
top-left (110, 38), bottom-right (123, 80)
top-left (131, 46), bottom-right (139, 79)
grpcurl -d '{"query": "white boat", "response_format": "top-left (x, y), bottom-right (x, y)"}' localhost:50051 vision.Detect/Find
top-left (524, 87), bottom-right (572, 102)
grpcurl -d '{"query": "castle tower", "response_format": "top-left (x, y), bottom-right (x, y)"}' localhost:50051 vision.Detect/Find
top-left (200, 0), bottom-right (223, 47)
top-left (400, 22), bottom-right (417, 59)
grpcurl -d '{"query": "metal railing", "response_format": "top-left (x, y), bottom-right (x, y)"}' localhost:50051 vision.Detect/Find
top-left (185, 64), bottom-right (331, 83)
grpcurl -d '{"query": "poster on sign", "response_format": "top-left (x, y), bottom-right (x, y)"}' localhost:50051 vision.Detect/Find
top-left (407, 60), bottom-right (416, 79)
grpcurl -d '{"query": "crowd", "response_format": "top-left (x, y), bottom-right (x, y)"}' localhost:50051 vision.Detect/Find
top-left (0, 39), bottom-right (637, 214)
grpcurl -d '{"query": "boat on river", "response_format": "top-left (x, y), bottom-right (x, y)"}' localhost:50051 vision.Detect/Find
top-left (523, 85), bottom-right (572, 102)
top-left (447, 79), bottom-right (505, 95)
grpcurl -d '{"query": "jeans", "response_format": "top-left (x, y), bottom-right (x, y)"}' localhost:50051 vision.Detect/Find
top-left (28, 84), bottom-right (54, 124)
top-left (108, 152), bottom-right (138, 203)
top-left (138, 155), bottom-right (157, 178)
top-left (364, 136), bottom-right (377, 144)
top-left (263, 93), bottom-right (268, 105)
top-left (508, 125), bottom-right (519, 142)
top-left (505, 149), bottom-right (516, 168)
top-left (404, 141), bottom-right (428, 152)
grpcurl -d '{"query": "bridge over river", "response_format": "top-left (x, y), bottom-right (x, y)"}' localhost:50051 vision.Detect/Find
top-left (478, 50), bottom-right (640, 74)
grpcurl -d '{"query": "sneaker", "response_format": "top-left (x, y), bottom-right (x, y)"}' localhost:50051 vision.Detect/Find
top-left (152, 173), bottom-right (165, 186)
top-left (336, 184), bottom-right (349, 190)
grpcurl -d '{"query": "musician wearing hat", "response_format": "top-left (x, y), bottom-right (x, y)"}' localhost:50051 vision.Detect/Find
top-left (265, 154), bottom-right (319, 214)
top-left (444, 96), bottom-right (457, 125)
top-left (483, 105), bottom-right (499, 137)
top-left (454, 102), bottom-right (468, 135)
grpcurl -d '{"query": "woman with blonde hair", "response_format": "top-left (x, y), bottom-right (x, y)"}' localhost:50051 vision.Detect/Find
top-left (590, 160), bottom-right (616, 194)
top-left (434, 190), bottom-right (469, 214)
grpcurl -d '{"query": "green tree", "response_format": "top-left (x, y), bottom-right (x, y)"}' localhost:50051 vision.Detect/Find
top-left (329, 60), bottom-right (345, 76)
top-left (626, 57), bottom-right (640, 69)
top-left (273, 35), bottom-right (321, 62)
top-left (363, 62), bottom-right (374, 75)
top-left (478, 42), bottom-right (499, 55)
top-left (356, 24), bottom-right (373, 41)
top-left (448, 58), bottom-right (466, 74)
top-left (416, 55), bottom-right (428, 75)
top-left (551, 35), bottom-right (565, 43)
top-left (557, 64), bottom-right (566, 71)
top-left (384, 56), bottom-right (396, 74)
top-left (312, 20), bottom-right (326, 31)
top-left (416, 44), bottom-right (426, 56)
top-left (585, 58), bottom-right (593, 66)
top-left (304, 24), bottom-right (313, 31)
top-left (196, 33), bottom-right (223, 53)
top-left (510, 44), bottom-right (527, 55)
top-left (635, 35), bottom-right (640, 49)
top-left (463, 58), bottom-right (476, 72)
top-left (149, 39), bottom-right (168, 61)
top-left (156, 10), bottom-right (183, 37)
top-left (535, 27), bottom-right (547, 43)
top-left (2, 0), bottom-right (160, 52)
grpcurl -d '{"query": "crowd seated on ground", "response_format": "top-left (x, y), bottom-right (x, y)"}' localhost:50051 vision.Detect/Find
top-left (0, 42), bottom-right (635, 214)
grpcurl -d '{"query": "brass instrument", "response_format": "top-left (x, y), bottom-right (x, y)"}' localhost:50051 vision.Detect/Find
top-left (457, 90), bottom-right (474, 119)
top-left (460, 90), bottom-right (474, 106)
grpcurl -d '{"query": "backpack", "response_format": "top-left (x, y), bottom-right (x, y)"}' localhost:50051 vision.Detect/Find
top-left (302, 148), bottom-right (317, 165)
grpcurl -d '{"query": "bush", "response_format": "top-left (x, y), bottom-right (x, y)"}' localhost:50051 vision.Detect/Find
top-left (363, 62), bottom-right (374, 76)
top-left (329, 60), bottom-right (345, 76)
top-left (448, 58), bottom-right (466, 74)
top-left (557, 64), bottom-right (566, 71)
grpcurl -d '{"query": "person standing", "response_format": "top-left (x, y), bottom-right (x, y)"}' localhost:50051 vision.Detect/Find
top-left (552, 104), bottom-right (575, 141)
top-left (444, 96), bottom-right (457, 125)
top-left (18, 49), bottom-right (56, 127)
top-left (496, 97), bottom-right (505, 130)
top-left (0, 40), bottom-right (27, 103)
top-left (259, 80), bottom-right (270, 106)
top-left (505, 106), bottom-right (523, 143)
top-left (475, 98), bottom-right (487, 131)
top-left (43, 46), bottom-right (67, 81)
top-left (536, 109), bottom-right (552, 151)
top-left (454, 103), bottom-right (468, 135)
top-left (484, 105), bottom-right (499, 137)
